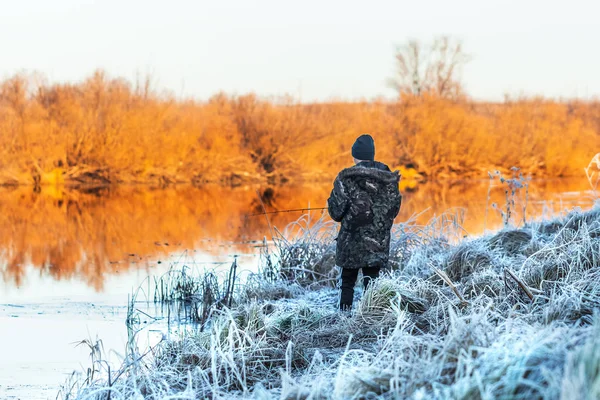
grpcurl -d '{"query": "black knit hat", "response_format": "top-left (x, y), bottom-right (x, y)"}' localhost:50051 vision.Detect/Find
top-left (351, 134), bottom-right (375, 161)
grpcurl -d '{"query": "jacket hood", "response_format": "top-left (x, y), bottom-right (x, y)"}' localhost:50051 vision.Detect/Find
top-left (338, 163), bottom-right (400, 185)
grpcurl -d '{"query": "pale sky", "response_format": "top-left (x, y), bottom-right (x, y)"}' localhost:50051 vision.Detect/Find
top-left (1, 0), bottom-right (599, 102)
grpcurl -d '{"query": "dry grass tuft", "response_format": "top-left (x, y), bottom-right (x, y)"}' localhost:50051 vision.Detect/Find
top-left (445, 243), bottom-right (493, 282)
top-left (489, 229), bottom-right (532, 253)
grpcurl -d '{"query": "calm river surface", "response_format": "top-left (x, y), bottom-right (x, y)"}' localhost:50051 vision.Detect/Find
top-left (0, 178), bottom-right (597, 399)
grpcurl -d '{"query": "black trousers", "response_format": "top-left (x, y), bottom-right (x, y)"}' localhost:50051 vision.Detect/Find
top-left (339, 267), bottom-right (380, 310)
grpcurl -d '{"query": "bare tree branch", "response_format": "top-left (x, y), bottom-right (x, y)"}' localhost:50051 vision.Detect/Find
top-left (389, 36), bottom-right (470, 100)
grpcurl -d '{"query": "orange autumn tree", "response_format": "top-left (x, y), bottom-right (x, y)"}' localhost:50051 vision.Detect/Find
top-left (0, 69), bottom-right (599, 187)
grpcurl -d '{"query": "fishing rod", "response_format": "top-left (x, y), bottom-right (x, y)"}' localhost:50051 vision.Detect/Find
top-left (248, 207), bottom-right (329, 217)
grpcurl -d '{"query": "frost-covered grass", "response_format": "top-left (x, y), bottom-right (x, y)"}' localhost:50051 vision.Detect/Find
top-left (60, 206), bottom-right (600, 400)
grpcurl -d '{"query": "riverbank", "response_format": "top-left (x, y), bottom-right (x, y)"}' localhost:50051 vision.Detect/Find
top-left (0, 166), bottom-right (304, 188)
top-left (59, 204), bottom-right (600, 399)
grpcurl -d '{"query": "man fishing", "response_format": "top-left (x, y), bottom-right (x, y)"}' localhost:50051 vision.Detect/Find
top-left (327, 134), bottom-right (402, 310)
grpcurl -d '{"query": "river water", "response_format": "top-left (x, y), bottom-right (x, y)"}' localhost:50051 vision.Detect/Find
top-left (0, 177), bottom-right (597, 399)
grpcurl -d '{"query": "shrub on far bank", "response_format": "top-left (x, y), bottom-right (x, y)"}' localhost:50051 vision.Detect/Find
top-left (1, 72), bottom-right (598, 187)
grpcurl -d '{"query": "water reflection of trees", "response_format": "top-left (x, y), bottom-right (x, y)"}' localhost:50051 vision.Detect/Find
top-left (0, 178), bottom-right (592, 290)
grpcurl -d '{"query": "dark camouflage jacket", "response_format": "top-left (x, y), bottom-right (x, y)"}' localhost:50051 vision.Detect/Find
top-left (327, 161), bottom-right (402, 269)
